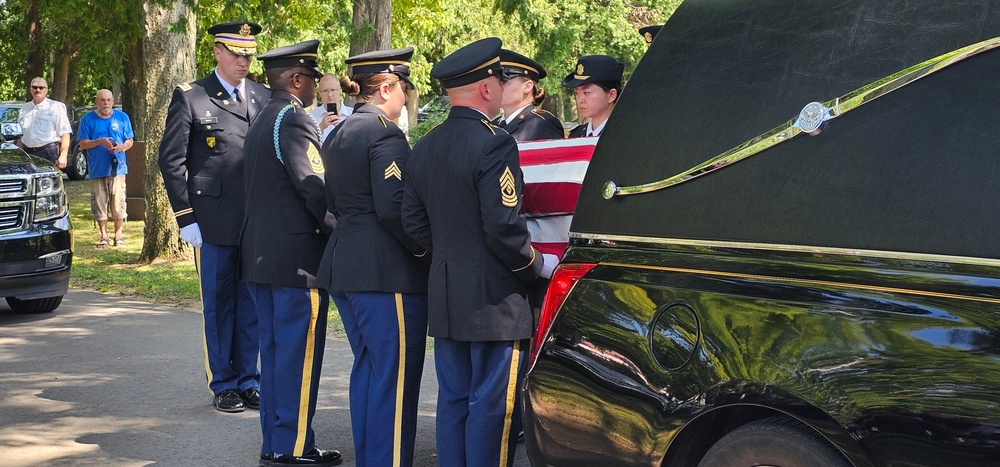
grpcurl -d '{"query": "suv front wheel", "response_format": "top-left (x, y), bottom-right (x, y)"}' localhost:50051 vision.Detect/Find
top-left (66, 148), bottom-right (87, 180)
top-left (6, 296), bottom-right (63, 313)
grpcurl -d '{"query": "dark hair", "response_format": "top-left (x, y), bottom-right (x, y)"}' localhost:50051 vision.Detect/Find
top-left (593, 80), bottom-right (622, 103)
top-left (342, 73), bottom-right (400, 101)
top-left (531, 82), bottom-right (547, 107)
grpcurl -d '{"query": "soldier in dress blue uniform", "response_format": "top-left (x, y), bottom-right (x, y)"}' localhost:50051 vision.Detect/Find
top-left (402, 37), bottom-right (544, 467)
top-left (316, 47), bottom-right (429, 467)
top-left (158, 21), bottom-right (270, 414)
top-left (240, 40), bottom-right (342, 467)
top-left (561, 55), bottom-right (624, 138)
top-left (496, 49), bottom-right (564, 141)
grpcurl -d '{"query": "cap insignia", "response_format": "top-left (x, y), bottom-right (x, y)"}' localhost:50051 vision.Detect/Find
top-left (240, 23), bottom-right (251, 37)
top-left (576, 63), bottom-right (585, 75)
top-left (644, 32), bottom-right (653, 43)
top-left (384, 161), bottom-right (402, 181)
top-left (500, 167), bottom-right (518, 207)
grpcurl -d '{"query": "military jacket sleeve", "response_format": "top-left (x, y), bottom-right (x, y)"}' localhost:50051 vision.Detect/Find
top-left (402, 149), bottom-right (432, 253)
top-left (276, 106), bottom-right (336, 234)
top-left (476, 130), bottom-right (543, 283)
top-left (369, 121), bottom-right (427, 256)
top-left (158, 84), bottom-right (196, 228)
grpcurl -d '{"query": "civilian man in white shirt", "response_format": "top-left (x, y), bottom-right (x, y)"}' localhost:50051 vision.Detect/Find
top-left (310, 73), bottom-right (353, 143)
top-left (17, 77), bottom-right (72, 168)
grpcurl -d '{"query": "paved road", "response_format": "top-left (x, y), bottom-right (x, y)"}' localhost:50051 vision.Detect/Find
top-left (0, 289), bottom-right (530, 466)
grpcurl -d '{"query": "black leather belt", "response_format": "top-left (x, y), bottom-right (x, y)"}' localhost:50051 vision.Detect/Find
top-left (26, 141), bottom-right (59, 151)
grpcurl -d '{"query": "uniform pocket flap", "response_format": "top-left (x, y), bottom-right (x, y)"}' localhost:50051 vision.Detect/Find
top-left (190, 176), bottom-right (221, 197)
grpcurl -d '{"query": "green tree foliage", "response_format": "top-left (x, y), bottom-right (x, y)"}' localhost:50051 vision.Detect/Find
top-left (0, 0), bottom-right (679, 111)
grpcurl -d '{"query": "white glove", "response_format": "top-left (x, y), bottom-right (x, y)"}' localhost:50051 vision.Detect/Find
top-left (541, 253), bottom-right (558, 279)
top-left (180, 223), bottom-right (203, 248)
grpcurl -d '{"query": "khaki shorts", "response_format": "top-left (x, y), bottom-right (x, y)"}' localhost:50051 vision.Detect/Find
top-left (90, 175), bottom-right (127, 221)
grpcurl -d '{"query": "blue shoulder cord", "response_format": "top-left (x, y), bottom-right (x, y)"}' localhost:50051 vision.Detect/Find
top-left (272, 104), bottom-right (295, 165)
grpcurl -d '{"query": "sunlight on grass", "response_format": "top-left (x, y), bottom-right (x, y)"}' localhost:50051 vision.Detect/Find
top-left (65, 179), bottom-right (344, 334)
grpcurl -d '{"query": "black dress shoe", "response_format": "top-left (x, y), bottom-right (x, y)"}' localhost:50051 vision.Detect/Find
top-left (270, 448), bottom-right (342, 466)
top-left (259, 453), bottom-right (272, 467)
top-left (240, 387), bottom-right (260, 410)
top-left (213, 389), bottom-right (245, 413)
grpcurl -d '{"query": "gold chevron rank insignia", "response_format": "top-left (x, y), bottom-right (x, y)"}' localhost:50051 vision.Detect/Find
top-left (500, 166), bottom-right (517, 207)
top-left (307, 144), bottom-right (324, 173)
top-left (384, 161), bottom-right (402, 180)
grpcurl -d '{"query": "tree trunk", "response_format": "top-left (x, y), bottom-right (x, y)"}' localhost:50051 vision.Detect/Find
top-left (347, 0), bottom-right (392, 106)
top-left (24, 0), bottom-right (43, 100)
top-left (350, 0), bottom-right (392, 55)
top-left (128, 0), bottom-right (196, 263)
top-left (51, 42), bottom-right (74, 104)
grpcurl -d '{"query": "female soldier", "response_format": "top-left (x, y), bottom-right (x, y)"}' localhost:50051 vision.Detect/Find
top-left (498, 49), bottom-right (564, 140)
top-left (561, 55), bottom-right (624, 137)
top-left (316, 47), bottom-right (428, 467)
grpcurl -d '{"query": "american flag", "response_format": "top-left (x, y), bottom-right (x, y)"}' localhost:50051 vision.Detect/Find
top-left (518, 137), bottom-right (598, 277)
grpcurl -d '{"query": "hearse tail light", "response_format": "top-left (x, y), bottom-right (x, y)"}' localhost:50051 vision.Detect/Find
top-left (530, 262), bottom-right (597, 364)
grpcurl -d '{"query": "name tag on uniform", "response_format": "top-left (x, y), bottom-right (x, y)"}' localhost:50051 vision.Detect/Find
top-left (198, 117), bottom-right (219, 124)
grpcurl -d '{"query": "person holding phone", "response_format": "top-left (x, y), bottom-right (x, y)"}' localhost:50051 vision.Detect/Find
top-left (77, 89), bottom-right (134, 248)
top-left (310, 73), bottom-right (353, 143)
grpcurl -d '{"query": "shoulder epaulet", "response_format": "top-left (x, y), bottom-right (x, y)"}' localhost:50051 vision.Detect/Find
top-left (377, 115), bottom-right (388, 128)
top-left (531, 108), bottom-right (552, 119)
top-left (177, 82), bottom-right (192, 92)
top-left (481, 119), bottom-right (508, 135)
top-left (424, 122), bottom-right (443, 136)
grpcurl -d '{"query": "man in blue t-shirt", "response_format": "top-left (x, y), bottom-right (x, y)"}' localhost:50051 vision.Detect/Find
top-left (77, 89), bottom-right (134, 248)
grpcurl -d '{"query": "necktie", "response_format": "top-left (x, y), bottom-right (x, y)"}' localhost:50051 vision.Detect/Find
top-left (498, 119), bottom-right (507, 128)
top-left (234, 88), bottom-right (247, 117)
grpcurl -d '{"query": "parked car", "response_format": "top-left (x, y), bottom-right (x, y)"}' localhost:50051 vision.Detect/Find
top-left (0, 126), bottom-right (72, 313)
top-left (417, 95), bottom-right (449, 123)
top-left (523, 1), bottom-right (1000, 466)
top-left (0, 101), bottom-right (89, 180)
top-left (0, 102), bottom-right (23, 142)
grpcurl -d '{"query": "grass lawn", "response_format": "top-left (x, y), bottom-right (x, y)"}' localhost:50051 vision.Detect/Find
top-left (65, 178), bottom-right (345, 335)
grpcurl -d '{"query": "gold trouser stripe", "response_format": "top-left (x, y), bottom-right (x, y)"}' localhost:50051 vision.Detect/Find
top-left (499, 340), bottom-right (521, 467)
top-left (294, 288), bottom-right (321, 456)
top-left (393, 293), bottom-right (406, 467)
top-left (602, 262), bottom-right (1000, 305)
top-left (194, 247), bottom-right (213, 392)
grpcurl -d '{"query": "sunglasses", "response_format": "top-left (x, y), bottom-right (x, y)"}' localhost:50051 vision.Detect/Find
top-left (31, 86), bottom-right (47, 90)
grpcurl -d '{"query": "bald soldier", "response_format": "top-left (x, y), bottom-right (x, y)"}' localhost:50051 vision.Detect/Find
top-left (402, 37), bottom-right (544, 467)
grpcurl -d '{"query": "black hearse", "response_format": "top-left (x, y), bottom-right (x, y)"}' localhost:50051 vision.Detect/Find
top-left (523, 1), bottom-right (1000, 466)
top-left (0, 129), bottom-right (72, 313)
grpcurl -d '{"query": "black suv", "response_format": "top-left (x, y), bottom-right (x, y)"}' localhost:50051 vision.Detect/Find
top-left (0, 127), bottom-right (72, 313)
top-left (524, 1), bottom-right (1000, 466)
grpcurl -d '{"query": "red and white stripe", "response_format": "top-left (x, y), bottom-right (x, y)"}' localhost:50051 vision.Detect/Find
top-left (518, 137), bottom-right (598, 276)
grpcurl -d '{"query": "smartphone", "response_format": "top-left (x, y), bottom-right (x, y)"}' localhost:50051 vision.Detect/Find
top-left (326, 102), bottom-right (339, 114)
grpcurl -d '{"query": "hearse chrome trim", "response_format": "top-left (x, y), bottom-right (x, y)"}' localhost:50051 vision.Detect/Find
top-left (569, 232), bottom-right (1000, 268)
top-left (600, 262), bottom-right (1000, 305)
top-left (603, 35), bottom-right (1000, 199)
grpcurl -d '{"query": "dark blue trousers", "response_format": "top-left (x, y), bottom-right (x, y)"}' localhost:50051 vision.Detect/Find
top-left (331, 291), bottom-right (428, 467)
top-left (435, 337), bottom-right (526, 467)
top-left (194, 244), bottom-right (259, 395)
top-left (248, 283), bottom-right (329, 457)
